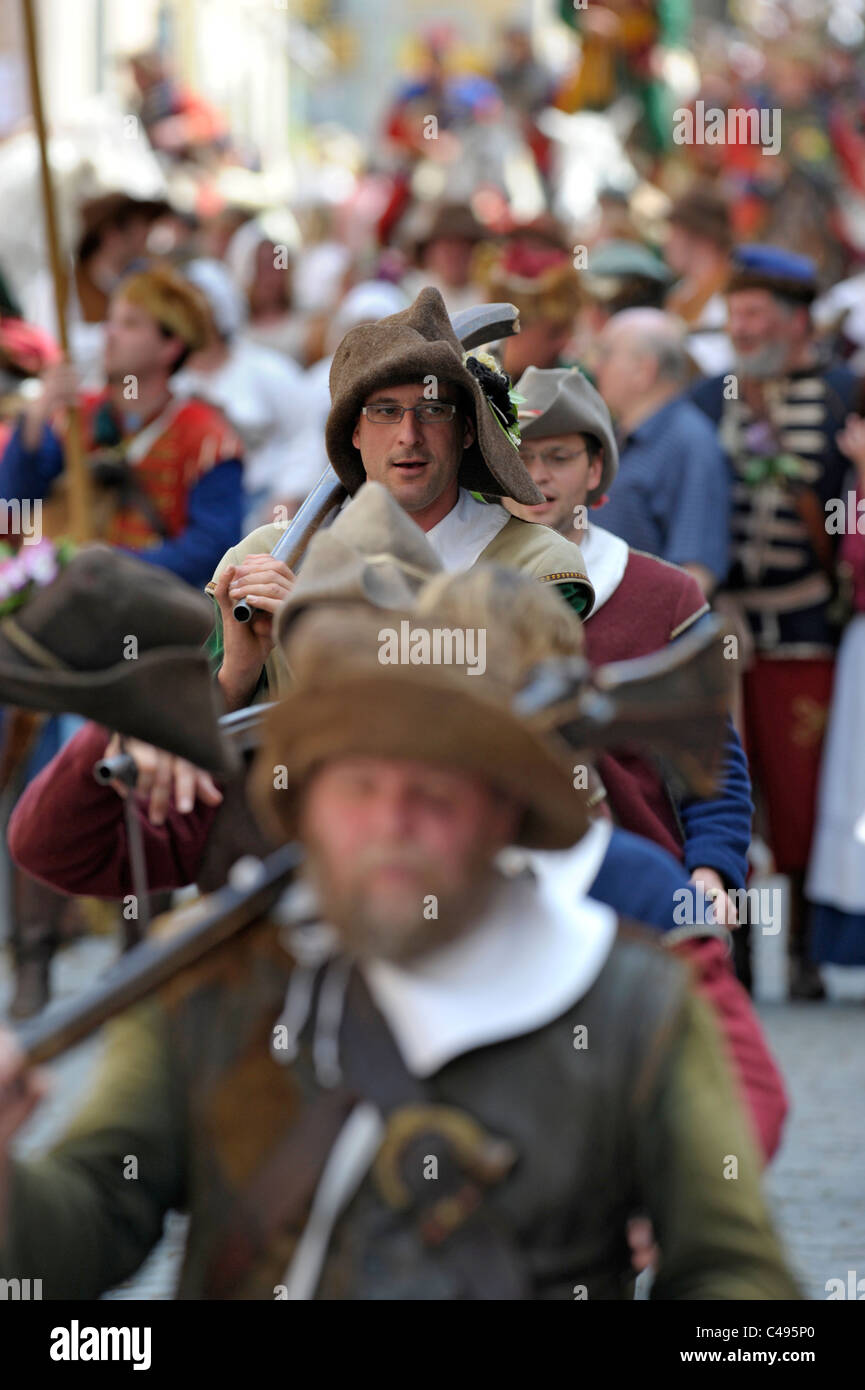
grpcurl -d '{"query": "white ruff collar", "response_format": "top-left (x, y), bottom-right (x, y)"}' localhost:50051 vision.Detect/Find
top-left (424, 488), bottom-right (510, 573)
top-left (579, 522), bottom-right (629, 615)
top-left (361, 824), bottom-right (616, 1077)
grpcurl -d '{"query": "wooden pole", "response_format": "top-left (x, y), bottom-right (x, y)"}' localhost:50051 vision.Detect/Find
top-left (20, 0), bottom-right (92, 543)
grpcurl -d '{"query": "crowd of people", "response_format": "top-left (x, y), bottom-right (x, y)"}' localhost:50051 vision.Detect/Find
top-left (0, 8), bottom-right (862, 1301)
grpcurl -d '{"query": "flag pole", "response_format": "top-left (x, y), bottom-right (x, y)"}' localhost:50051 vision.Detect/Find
top-left (20, 0), bottom-right (92, 542)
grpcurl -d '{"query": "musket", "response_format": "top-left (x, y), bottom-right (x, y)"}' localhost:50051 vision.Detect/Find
top-left (90, 703), bottom-right (276, 949)
top-left (229, 301), bottom-right (523, 624)
top-left (517, 614), bottom-right (733, 799)
top-left (14, 843), bottom-right (303, 1066)
top-left (10, 619), bottom-right (733, 1067)
top-left (92, 701), bottom-right (278, 788)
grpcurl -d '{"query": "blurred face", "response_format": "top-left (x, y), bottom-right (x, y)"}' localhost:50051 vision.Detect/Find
top-left (727, 289), bottom-right (797, 379)
top-left (352, 381), bottom-right (473, 520)
top-left (103, 295), bottom-right (180, 382)
top-left (423, 236), bottom-right (475, 289)
top-left (505, 432), bottom-right (603, 535)
top-left (665, 224), bottom-right (698, 277)
top-left (251, 240), bottom-right (292, 311)
top-left (102, 216), bottom-right (151, 272)
top-left (300, 756), bottom-right (521, 962)
top-left (503, 319), bottom-right (574, 376)
top-left (594, 324), bottom-right (653, 419)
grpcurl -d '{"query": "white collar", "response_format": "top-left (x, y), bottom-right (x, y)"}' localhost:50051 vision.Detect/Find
top-left (361, 832), bottom-right (616, 1077)
top-left (424, 488), bottom-right (510, 573)
top-left (579, 522), bottom-right (630, 616)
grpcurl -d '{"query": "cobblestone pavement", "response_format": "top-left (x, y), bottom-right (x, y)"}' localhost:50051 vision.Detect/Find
top-left (1, 936), bottom-right (863, 1301)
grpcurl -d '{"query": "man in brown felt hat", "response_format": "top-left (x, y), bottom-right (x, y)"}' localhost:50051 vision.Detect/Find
top-left (207, 285), bottom-right (594, 714)
top-left (0, 545), bottom-right (799, 1299)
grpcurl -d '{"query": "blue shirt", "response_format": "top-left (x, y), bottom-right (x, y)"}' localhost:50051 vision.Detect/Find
top-left (594, 396), bottom-right (731, 583)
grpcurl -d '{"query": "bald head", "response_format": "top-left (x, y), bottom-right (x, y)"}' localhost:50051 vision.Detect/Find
top-left (595, 309), bottom-right (690, 426)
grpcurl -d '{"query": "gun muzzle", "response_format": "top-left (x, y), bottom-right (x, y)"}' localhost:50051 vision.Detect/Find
top-left (231, 597), bottom-right (254, 624)
top-left (93, 753), bottom-right (139, 788)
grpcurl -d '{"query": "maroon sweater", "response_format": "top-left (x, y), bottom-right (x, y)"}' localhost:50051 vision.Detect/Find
top-left (9, 722), bottom-right (224, 898)
top-left (583, 549), bottom-right (709, 862)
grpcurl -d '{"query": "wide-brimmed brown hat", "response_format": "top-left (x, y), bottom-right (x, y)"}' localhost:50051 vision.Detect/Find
top-left (251, 600), bottom-right (588, 852)
top-left (0, 544), bottom-right (233, 773)
top-left (325, 286), bottom-right (544, 505)
top-left (515, 366), bottom-right (618, 504)
top-left (275, 480), bottom-right (442, 645)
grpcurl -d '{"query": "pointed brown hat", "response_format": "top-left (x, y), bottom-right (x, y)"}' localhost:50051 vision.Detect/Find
top-left (325, 286), bottom-right (544, 506)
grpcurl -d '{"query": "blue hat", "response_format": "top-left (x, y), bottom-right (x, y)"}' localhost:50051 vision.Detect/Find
top-left (727, 245), bottom-right (818, 303)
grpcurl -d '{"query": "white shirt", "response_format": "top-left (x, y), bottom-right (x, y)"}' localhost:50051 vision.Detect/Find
top-left (174, 337), bottom-right (306, 497)
top-left (425, 487), bottom-right (510, 573)
top-left (578, 521), bottom-right (630, 616)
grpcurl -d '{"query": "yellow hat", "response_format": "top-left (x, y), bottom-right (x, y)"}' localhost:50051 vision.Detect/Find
top-left (116, 264), bottom-right (211, 354)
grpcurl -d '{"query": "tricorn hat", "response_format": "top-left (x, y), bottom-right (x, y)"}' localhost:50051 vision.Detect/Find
top-left (515, 367), bottom-right (618, 504)
top-left (0, 544), bottom-right (233, 773)
top-left (326, 286), bottom-right (544, 506)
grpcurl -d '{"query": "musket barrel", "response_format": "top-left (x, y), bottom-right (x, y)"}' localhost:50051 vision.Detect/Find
top-left (231, 468), bottom-right (346, 624)
top-left (14, 843), bottom-right (303, 1066)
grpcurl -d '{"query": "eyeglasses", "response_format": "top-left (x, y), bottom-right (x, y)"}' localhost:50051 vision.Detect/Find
top-left (361, 402), bottom-right (458, 425)
top-left (517, 446), bottom-right (589, 468)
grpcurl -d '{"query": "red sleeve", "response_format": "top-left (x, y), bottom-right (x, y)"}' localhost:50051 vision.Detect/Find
top-left (668, 570), bottom-right (709, 639)
top-left (8, 722), bottom-right (219, 899)
top-left (673, 936), bottom-right (788, 1163)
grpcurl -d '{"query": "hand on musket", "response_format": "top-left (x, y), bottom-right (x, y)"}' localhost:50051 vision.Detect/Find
top-left (100, 733), bottom-right (223, 826)
top-left (213, 556), bottom-right (295, 712)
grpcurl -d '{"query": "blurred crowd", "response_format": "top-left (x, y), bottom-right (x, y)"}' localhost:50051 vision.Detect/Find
top-left (0, 4), bottom-right (864, 1020)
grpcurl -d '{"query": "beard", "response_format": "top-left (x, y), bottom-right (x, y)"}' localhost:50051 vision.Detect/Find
top-left (734, 341), bottom-right (789, 381)
top-left (303, 839), bottom-right (500, 965)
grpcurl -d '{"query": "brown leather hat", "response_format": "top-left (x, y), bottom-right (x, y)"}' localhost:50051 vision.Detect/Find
top-left (325, 287), bottom-right (544, 506)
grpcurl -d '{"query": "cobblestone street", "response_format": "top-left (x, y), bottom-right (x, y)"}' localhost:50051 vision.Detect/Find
top-left (2, 934), bottom-right (863, 1301)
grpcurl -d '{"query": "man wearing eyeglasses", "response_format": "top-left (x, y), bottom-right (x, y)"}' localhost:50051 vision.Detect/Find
top-left (208, 287), bottom-right (595, 714)
top-left (504, 365), bottom-right (753, 935)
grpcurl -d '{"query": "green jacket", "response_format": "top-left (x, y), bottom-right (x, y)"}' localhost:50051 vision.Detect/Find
top-left (2, 919), bottom-right (800, 1300)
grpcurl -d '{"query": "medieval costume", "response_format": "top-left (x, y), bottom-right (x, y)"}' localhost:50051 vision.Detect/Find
top-left (206, 287), bottom-right (594, 692)
top-left (691, 247), bottom-right (857, 949)
top-left (0, 265), bottom-right (244, 589)
top-left (0, 523), bottom-right (797, 1299)
top-left (8, 486), bottom-right (787, 1162)
top-left (515, 365), bottom-right (752, 891)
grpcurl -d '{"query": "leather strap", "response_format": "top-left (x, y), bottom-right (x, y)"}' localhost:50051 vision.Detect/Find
top-left (0, 617), bottom-right (67, 670)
